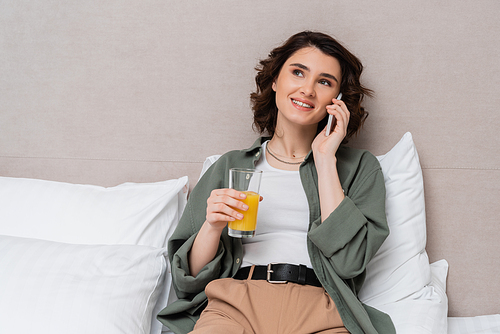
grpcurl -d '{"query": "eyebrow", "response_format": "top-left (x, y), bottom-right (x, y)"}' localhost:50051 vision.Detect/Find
top-left (289, 63), bottom-right (339, 83)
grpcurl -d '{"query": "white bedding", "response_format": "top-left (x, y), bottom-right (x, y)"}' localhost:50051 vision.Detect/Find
top-left (448, 315), bottom-right (500, 334)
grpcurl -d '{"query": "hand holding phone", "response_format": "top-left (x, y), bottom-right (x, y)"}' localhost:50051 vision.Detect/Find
top-left (325, 92), bottom-right (342, 136)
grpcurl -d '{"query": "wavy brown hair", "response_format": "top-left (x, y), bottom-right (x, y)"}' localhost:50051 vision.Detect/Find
top-left (250, 31), bottom-right (372, 143)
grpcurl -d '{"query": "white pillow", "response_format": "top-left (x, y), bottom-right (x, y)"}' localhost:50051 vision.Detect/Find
top-left (0, 235), bottom-right (167, 334)
top-left (0, 176), bottom-right (188, 334)
top-left (372, 260), bottom-right (449, 334)
top-left (357, 132), bottom-right (448, 333)
top-left (359, 132), bottom-right (431, 304)
top-left (0, 176), bottom-right (188, 247)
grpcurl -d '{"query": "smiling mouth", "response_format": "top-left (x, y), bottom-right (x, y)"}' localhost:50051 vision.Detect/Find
top-left (292, 99), bottom-right (314, 109)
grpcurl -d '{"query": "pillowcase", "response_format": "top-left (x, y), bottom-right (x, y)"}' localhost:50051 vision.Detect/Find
top-left (372, 260), bottom-right (449, 334)
top-left (358, 132), bottom-right (431, 304)
top-left (357, 132), bottom-right (448, 333)
top-left (0, 176), bottom-right (188, 334)
top-left (0, 235), bottom-right (167, 334)
top-left (0, 176), bottom-right (188, 247)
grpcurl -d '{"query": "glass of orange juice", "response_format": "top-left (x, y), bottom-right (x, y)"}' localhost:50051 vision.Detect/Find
top-left (228, 168), bottom-right (262, 238)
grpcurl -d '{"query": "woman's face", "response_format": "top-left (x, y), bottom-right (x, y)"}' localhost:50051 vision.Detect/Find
top-left (272, 47), bottom-right (342, 131)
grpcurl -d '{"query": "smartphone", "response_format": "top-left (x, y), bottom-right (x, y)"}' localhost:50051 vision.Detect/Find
top-left (325, 92), bottom-right (343, 136)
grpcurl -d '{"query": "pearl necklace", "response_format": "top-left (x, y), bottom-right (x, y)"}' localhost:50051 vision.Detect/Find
top-left (265, 143), bottom-right (305, 165)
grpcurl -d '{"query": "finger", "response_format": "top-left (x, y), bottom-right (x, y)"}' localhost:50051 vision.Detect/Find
top-left (334, 109), bottom-right (349, 128)
top-left (330, 97), bottom-right (349, 112)
top-left (325, 106), bottom-right (344, 127)
top-left (209, 194), bottom-right (249, 212)
top-left (324, 111), bottom-right (348, 137)
top-left (332, 96), bottom-right (345, 106)
top-left (334, 100), bottom-right (350, 122)
top-left (328, 101), bottom-right (349, 117)
top-left (210, 188), bottom-right (246, 200)
top-left (207, 203), bottom-right (244, 222)
top-left (208, 189), bottom-right (247, 208)
top-left (208, 211), bottom-right (241, 223)
top-left (327, 104), bottom-right (350, 125)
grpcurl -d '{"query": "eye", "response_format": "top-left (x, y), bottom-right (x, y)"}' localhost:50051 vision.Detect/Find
top-left (319, 79), bottom-right (331, 87)
top-left (292, 69), bottom-right (304, 77)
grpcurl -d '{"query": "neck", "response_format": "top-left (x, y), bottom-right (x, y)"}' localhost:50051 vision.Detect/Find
top-left (270, 123), bottom-right (317, 158)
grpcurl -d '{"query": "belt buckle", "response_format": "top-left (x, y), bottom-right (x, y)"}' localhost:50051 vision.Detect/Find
top-left (267, 263), bottom-right (287, 284)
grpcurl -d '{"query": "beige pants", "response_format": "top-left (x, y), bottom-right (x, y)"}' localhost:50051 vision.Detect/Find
top-left (191, 267), bottom-right (349, 334)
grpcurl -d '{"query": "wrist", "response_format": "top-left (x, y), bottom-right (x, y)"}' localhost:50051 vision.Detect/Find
top-left (315, 155), bottom-right (338, 173)
top-left (203, 220), bottom-right (226, 235)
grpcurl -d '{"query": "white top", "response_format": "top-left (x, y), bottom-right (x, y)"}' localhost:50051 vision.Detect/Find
top-left (241, 141), bottom-right (312, 269)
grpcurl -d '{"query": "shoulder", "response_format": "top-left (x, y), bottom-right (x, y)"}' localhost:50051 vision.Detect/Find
top-left (208, 149), bottom-right (255, 172)
top-left (217, 149), bottom-right (250, 164)
top-left (335, 146), bottom-right (382, 191)
top-left (197, 137), bottom-right (264, 186)
top-left (335, 146), bottom-right (385, 200)
top-left (207, 137), bottom-right (265, 171)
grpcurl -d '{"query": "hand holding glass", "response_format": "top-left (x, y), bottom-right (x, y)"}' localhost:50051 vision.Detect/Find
top-left (228, 168), bottom-right (262, 238)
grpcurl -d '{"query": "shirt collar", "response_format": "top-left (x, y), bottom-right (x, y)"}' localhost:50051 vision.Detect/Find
top-left (241, 137), bottom-right (271, 154)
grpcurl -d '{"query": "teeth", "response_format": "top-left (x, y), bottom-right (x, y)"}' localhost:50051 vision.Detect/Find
top-left (292, 99), bottom-right (313, 108)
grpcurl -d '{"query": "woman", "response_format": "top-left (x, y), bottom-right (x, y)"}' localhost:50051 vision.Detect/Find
top-left (158, 31), bottom-right (395, 334)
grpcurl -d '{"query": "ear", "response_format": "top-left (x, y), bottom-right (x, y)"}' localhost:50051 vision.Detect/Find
top-left (272, 81), bottom-right (277, 92)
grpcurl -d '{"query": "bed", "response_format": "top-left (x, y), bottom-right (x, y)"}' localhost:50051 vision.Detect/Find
top-left (1, 1), bottom-right (498, 333)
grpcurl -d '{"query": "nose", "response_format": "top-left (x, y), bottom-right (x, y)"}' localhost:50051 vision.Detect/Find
top-left (300, 79), bottom-right (315, 97)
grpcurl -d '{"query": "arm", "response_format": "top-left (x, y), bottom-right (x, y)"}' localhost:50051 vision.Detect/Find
top-left (308, 159), bottom-right (389, 280)
top-left (315, 156), bottom-right (345, 222)
top-left (312, 96), bottom-right (349, 221)
top-left (188, 188), bottom-right (248, 277)
top-left (311, 98), bottom-right (388, 279)
top-left (168, 155), bottom-right (250, 299)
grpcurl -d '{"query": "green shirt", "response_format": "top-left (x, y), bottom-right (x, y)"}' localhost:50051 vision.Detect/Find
top-left (158, 137), bottom-right (395, 334)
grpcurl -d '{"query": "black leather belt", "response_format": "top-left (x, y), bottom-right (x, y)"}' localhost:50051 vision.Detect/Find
top-left (233, 263), bottom-right (322, 287)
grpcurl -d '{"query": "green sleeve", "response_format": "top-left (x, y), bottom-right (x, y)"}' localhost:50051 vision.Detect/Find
top-left (167, 149), bottom-right (251, 299)
top-left (167, 156), bottom-right (231, 299)
top-left (308, 159), bottom-right (389, 280)
top-left (170, 231), bottom-right (227, 299)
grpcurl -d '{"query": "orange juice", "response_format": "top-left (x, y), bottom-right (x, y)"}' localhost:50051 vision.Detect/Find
top-left (228, 191), bottom-right (260, 231)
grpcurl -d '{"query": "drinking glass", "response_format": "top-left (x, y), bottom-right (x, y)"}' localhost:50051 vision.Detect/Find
top-left (228, 168), bottom-right (262, 238)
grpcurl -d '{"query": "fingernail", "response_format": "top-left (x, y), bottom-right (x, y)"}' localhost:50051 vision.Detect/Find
top-left (242, 204), bottom-right (249, 210)
top-left (240, 193), bottom-right (246, 198)
top-left (237, 213), bottom-right (244, 219)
